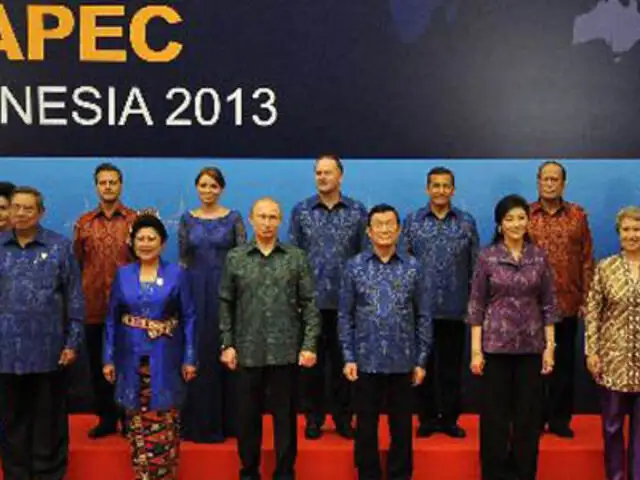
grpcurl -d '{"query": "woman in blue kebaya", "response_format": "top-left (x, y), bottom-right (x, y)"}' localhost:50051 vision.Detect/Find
top-left (178, 167), bottom-right (246, 443)
top-left (103, 212), bottom-right (197, 480)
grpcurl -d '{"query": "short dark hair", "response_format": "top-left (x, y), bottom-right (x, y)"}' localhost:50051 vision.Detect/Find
top-left (195, 167), bottom-right (226, 189)
top-left (537, 160), bottom-right (567, 182)
top-left (129, 213), bottom-right (168, 258)
top-left (11, 185), bottom-right (45, 212)
top-left (315, 154), bottom-right (344, 174)
top-left (0, 182), bottom-right (15, 202)
top-left (367, 203), bottom-right (400, 227)
top-left (94, 163), bottom-right (123, 184)
top-left (426, 166), bottom-right (455, 187)
top-left (492, 194), bottom-right (531, 244)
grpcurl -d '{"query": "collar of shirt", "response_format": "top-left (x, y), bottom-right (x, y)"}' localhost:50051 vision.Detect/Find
top-left (246, 239), bottom-right (290, 256)
top-left (362, 247), bottom-right (408, 264)
top-left (310, 194), bottom-right (351, 211)
top-left (530, 198), bottom-right (567, 217)
top-left (417, 205), bottom-right (460, 223)
top-left (87, 202), bottom-right (130, 220)
top-left (494, 241), bottom-right (537, 267)
top-left (2, 226), bottom-right (48, 248)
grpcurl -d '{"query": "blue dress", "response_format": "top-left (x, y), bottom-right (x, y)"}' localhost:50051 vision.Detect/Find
top-left (178, 210), bottom-right (246, 442)
top-left (103, 261), bottom-right (197, 411)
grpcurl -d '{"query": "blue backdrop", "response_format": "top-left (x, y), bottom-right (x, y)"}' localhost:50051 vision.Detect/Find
top-left (2, 157), bottom-right (636, 413)
top-left (2, 158), bottom-right (636, 260)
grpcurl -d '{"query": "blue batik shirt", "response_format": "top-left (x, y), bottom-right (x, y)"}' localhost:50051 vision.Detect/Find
top-left (289, 194), bottom-right (368, 310)
top-left (338, 250), bottom-right (433, 374)
top-left (402, 206), bottom-right (479, 321)
top-left (0, 227), bottom-right (85, 374)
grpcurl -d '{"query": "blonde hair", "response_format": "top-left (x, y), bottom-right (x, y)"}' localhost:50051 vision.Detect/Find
top-left (615, 206), bottom-right (640, 233)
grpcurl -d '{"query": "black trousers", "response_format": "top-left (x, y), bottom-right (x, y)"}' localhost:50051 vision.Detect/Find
top-left (0, 370), bottom-right (69, 480)
top-left (480, 354), bottom-right (543, 480)
top-left (355, 372), bottom-right (413, 480)
top-left (301, 310), bottom-right (351, 425)
top-left (237, 364), bottom-right (298, 480)
top-left (85, 324), bottom-right (120, 427)
top-left (417, 319), bottom-right (466, 426)
top-left (544, 316), bottom-right (577, 428)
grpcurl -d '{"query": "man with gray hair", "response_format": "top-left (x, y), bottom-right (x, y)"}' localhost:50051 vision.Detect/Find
top-left (0, 186), bottom-right (85, 480)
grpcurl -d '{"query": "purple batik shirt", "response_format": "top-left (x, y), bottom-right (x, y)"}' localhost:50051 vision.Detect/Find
top-left (466, 242), bottom-right (559, 354)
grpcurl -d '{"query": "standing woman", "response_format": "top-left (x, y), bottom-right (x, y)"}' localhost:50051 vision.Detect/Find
top-left (179, 167), bottom-right (247, 443)
top-left (467, 194), bottom-right (558, 480)
top-left (103, 212), bottom-right (197, 480)
top-left (585, 206), bottom-right (640, 480)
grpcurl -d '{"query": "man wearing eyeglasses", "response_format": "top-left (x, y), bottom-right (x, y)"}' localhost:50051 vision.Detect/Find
top-left (403, 166), bottom-right (479, 439)
top-left (73, 163), bottom-right (137, 439)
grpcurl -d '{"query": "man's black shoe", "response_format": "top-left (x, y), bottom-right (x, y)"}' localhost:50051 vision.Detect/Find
top-left (88, 422), bottom-right (118, 439)
top-left (548, 424), bottom-right (574, 438)
top-left (441, 424), bottom-right (467, 439)
top-left (335, 421), bottom-right (355, 439)
top-left (304, 423), bottom-right (323, 440)
top-left (416, 422), bottom-right (439, 438)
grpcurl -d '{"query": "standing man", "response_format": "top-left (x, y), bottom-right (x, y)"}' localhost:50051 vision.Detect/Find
top-left (0, 182), bottom-right (15, 232)
top-left (73, 163), bottom-right (137, 438)
top-left (339, 203), bottom-right (432, 480)
top-left (289, 154), bottom-right (368, 440)
top-left (404, 166), bottom-right (479, 438)
top-left (220, 197), bottom-right (321, 480)
top-left (529, 160), bottom-right (595, 438)
top-left (0, 186), bottom-right (84, 480)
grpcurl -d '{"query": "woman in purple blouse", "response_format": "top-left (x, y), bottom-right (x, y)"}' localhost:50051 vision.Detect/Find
top-left (467, 194), bottom-right (559, 480)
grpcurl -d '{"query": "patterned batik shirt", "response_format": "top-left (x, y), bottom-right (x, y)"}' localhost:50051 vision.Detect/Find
top-left (401, 206), bottom-right (479, 321)
top-left (0, 227), bottom-right (85, 373)
top-left (73, 203), bottom-right (137, 324)
top-left (219, 241), bottom-right (321, 367)
top-left (289, 194), bottom-right (368, 310)
top-left (585, 254), bottom-right (640, 392)
top-left (466, 242), bottom-right (559, 354)
top-left (338, 249), bottom-right (433, 374)
top-left (529, 200), bottom-right (595, 318)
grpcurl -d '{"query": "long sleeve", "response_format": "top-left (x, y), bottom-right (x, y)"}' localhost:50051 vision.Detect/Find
top-left (288, 205), bottom-right (304, 247)
top-left (580, 213), bottom-right (596, 312)
top-left (178, 268), bottom-right (197, 366)
top-left (103, 270), bottom-right (122, 365)
top-left (72, 221), bottom-right (84, 269)
top-left (61, 242), bottom-right (85, 351)
top-left (178, 214), bottom-right (190, 266)
top-left (298, 252), bottom-right (321, 353)
top-left (584, 263), bottom-right (605, 357)
top-left (466, 252), bottom-right (489, 326)
top-left (233, 214), bottom-right (248, 246)
top-left (414, 266), bottom-right (433, 367)
top-left (218, 254), bottom-right (236, 348)
top-left (338, 264), bottom-right (357, 363)
top-left (540, 253), bottom-right (559, 325)
top-left (357, 205), bottom-right (370, 252)
top-left (399, 213), bottom-right (415, 255)
top-left (469, 217), bottom-right (480, 277)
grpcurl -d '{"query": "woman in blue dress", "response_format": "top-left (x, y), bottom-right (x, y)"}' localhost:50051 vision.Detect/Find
top-left (103, 212), bottom-right (197, 480)
top-left (179, 167), bottom-right (247, 443)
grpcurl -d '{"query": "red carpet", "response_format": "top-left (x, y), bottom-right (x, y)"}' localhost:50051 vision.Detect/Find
top-left (9, 414), bottom-right (607, 479)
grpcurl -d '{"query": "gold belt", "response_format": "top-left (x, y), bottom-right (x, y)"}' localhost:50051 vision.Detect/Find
top-left (121, 314), bottom-right (178, 339)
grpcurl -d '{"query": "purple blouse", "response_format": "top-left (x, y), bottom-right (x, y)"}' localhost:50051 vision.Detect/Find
top-left (466, 242), bottom-right (559, 354)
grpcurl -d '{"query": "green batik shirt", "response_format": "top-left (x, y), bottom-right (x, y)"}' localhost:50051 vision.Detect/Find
top-left (219, 240), bottom-right (321, 367)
